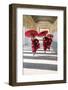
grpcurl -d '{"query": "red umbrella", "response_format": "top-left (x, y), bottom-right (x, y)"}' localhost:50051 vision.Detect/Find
top-left (38, 31), bottom-right (48, 37)
top-left (25, 29), bottom-right (38, 37)
top-left (47, 34), bottom-right (53, 38)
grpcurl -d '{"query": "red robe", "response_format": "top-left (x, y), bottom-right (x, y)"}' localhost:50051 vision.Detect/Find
top-left (31, 39), bottom-right (40, 53)
top-left (43, 37), bottom-right (48, 51)
top-left (47, 38), bottom-right (52, 49)
top-left (43, 37), bottom-right (52, 51)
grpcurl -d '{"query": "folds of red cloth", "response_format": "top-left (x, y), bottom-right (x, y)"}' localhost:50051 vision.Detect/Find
top-left (31, 39), bottom-right (40, 53)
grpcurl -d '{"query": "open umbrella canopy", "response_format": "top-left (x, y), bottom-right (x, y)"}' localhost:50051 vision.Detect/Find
top-left (25, 29), bottom-right (38, 37)
top-left (47, 34), bottom-right (53, 38)
top-left (38, 31), bottom-right (48, 37)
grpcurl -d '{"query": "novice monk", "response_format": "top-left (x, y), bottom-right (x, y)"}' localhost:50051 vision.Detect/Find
top-left (31, 34), bottom-right (40, 55)
top-left (43, 36), bottom-right (49, 52)
top-left (43, 35), bottom-right (53, 52)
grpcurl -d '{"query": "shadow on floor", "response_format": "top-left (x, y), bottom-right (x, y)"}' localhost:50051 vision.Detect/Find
top-left (23, 56), bottom-right (57, 60)
top-left (23, 62), bottom-right (57, 71)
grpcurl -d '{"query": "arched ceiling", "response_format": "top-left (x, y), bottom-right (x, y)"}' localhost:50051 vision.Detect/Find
top-left (31, 15), bottom-right (57, 23)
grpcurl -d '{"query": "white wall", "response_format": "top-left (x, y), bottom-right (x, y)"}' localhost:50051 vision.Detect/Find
top-left (0, 0), bottom-right (68, 90)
